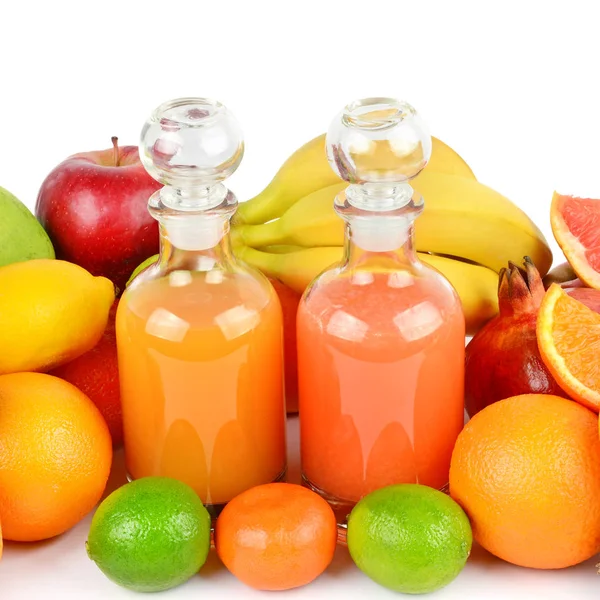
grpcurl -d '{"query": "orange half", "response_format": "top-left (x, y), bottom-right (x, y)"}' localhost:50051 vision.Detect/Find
top-left (551, 192), bottom-right (600, 289)
top-left (537, 283), bottom-right (600, 412)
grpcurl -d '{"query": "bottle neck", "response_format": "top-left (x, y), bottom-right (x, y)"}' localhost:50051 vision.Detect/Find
top-left (343, 216), bottom-right (418, 269)
top-left (157, 216), bottom-right (234, 272)
top-left (148, 186), bottom-right (238, 270)
top-left (335, 184), bottom-right (423, 268)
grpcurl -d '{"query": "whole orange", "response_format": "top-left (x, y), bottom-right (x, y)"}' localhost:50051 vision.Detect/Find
top-left (450, 393), bottom-right (600, 569)
top-left (215, 483), bottom-right (337, 590)
top-left (0, 372), bottom-right (113, 542)
top-left (51, 300), bottom-right (123, 446)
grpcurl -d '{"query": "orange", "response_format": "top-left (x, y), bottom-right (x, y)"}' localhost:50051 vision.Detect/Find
top-left (449, 393), bottom-right (600, 569)
top-left (0, 372), bottom-right (113, 542)
top-left (550, 192), bottom-right (600, 289)
top-left (537, 283), bottom-right (600, 411)
top-left (215, 483), bottom-right (337, 590)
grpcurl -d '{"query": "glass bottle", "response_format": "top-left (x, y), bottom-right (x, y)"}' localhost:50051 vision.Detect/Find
top-left (116, 98), bottom-right (287, 518)
top-left (297, 98), bottom-right (465, 529)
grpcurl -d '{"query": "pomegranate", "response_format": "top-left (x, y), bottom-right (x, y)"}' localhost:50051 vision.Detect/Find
top-left (465, 257), bottom-right (569, 418)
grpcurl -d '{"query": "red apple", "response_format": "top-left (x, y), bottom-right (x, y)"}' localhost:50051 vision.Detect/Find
top-left (50, 301), bottom-right (123, 447)
top-left (35, 138), bottom-right (162, 293)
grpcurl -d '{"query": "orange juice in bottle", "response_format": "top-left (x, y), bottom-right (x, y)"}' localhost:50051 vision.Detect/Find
top-left (117, 98), bottom-right (286, 517)
top-left (297, 98), bottom-right (465, 531)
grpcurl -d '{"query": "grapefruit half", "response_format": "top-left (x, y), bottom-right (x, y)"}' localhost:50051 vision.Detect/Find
top-left (551, 193), bottom-right (600, 289)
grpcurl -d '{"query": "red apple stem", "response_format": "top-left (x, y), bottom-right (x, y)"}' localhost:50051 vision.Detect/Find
top-left (111, 136), bottom-right (120, 167)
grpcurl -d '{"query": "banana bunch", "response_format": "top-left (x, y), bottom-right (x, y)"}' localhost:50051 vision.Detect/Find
top-left (231, 134), bottom-right (553, 335)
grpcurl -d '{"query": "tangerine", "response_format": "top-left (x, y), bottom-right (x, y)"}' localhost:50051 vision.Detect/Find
top-left (449, 393), bottom-right (600, 569)
top-left (215, 483), bottom-right (337, 590)
top-left (0, 372), bottom-right (113, 541)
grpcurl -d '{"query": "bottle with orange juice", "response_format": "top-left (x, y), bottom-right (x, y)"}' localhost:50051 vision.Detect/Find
top-left (116, 98), bottom-right (287, 518)
top-left (297, 98), bottom-right (465, 532)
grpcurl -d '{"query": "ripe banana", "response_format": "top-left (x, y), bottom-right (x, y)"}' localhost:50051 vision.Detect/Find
top-left (237, 245), bottom-right (343, 295)
top-left (258, 245), bottom-right (304, 254)
top-left (230, 183), bottom-right (346, 249)
top-left (236, 245), bottom-right (499, 336)
top-left (232, 171), bottom-right (553, 277)
top-left (233, 133), bottom-right (476, 226)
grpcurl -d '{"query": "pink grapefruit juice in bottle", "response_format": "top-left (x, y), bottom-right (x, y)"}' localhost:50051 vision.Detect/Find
top-left (116, 98), bottom-right (286, 518)
top-left (297, 98), bottom-right (465, 528)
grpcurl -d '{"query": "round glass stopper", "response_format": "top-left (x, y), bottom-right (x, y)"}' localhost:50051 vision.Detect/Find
top-left (326, 97), bottom-right (432, 185)
top-left (139, 97), bottom-right (244, 189)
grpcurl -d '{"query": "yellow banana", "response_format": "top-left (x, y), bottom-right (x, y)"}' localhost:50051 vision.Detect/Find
top-left (232, 171), bottom-right (553, 276)
top-left (426, 136), bottom-right (476, 179)
top-left (258, 244), bottom-right (304, 254)
top-left (235, 245), bottom-right (498, 336)
top-left (234, 134), bottom-right (476, 226)
top-left (231, 183), bottom-right (347, 248)
top-left (421, 253), bottom-right (499, 335)
top-left (237, 245), bottom-right (343, 294)
top-left (234, 178), bottom-right (456, 248)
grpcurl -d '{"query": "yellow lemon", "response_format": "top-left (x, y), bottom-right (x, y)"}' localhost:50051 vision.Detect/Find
top-left (0, 259), bottom-right (115, 374)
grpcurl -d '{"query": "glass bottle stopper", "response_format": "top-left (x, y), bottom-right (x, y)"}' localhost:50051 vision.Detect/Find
top-left (326, 97), bottom-right (432, 212)
top-left (138, 97), bottom-right (244, 250)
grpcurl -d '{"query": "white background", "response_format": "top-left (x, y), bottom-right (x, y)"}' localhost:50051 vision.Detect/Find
top-left (1, 1), bottom-right (600, 598)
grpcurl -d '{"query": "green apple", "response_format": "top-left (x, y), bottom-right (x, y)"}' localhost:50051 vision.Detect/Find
top-left (0, 186), bottom-right (54, 267)
top-left (127, 254), bottom-right (158, 287)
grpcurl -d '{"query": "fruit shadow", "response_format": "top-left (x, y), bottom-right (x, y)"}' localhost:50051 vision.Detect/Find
top-left (1, 510), bottom-right (93, 565)
top-left (101, 447), bottom-right (129, 500)
top-left (198, 550), bottom-right (227, 579)
top-left (2, 537), bottom-right (57, 553)
top-left (326, 544), bottom-right (355, 577)
top-left (467, 541), bottom-right (501, 568)
top-left (467, 540), bottom-right (600, 577)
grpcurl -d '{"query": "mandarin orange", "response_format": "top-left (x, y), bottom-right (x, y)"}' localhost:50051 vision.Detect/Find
top-left (215, 483), bottom-right (337, 590)
top-left (450, 394), bottom-right (600, 569)
top-left (0, 372), bottom-right (113, 542)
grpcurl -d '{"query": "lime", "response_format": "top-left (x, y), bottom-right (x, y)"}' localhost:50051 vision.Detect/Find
top-left (347, 484), bottom-right (472, 594)
top-left (86, 477), bottom-right (211, 592)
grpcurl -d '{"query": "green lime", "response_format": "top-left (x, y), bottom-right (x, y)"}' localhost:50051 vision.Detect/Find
top-left (86, 477), bottom-right (211, 593)
top-left (347, 484), bottom-right (472, 594)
